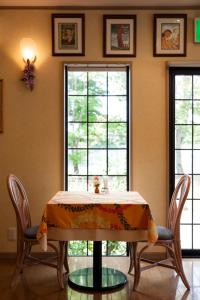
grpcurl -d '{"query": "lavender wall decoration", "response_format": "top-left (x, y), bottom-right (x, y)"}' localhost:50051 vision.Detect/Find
top-left (21, 58), bottom-right (36, 91)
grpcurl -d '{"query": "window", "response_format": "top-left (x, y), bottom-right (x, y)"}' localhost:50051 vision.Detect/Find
top-left (169, 67), bottom-right (200, 256)
top-left (64, 64), bottom-right (130, 256)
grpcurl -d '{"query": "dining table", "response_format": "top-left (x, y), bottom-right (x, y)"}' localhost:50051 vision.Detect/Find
top-left (37, 191), bottom-right (158, 292)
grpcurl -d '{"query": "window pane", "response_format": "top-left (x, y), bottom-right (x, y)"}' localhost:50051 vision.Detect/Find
top-left (88, 72), bottom-right (107, 95)
top-left (88, 176), bottom-right (126, 192)
top-left (108, 123), bottom-right (127, 148)
top-left (193, 175), bottom-right (200, 199)
top-left (108, 150), bottom-right (126, 175)
top-left (87, 241), bottom-right (93, 255)
top-left (193, 150), bottom-right (200, 173)
top-left (68, 72), bottom-right (87, 95)
top-left (109, 176), bottom-right (127, 191)
top-left (175, 150), bottom-right (192, 173)
top-left (102, 241), bottom-right (107, 255)
top-left (68, 176), bottom-right (87, 191)
top-left (108, 96), bottom-right (127, 122)
top-left (175, 125), bottom-right (192, 149)
top-left (193, 226), bottom-right (200, 249)
top-left (88, 123), bottom-right (107, 148)
top-left (193, 201), bottom-right (200, 223)
top-left (175, 101), bottom-right (192, 124)
top-left (180, 200), bottom-right (192, 224)
top-left (68, 241), bottom-right (88, 255)
top-left (180, 225), bottom-right (192, 249)
top-left (68, 96), bottom-right (87, 122)
top-left (193, 75), bottom-right (200, 99)
top-left (108, 72), bottom-right (126, 95)
top-left (68, 123), bottom-right (87, 148)
top-left (193, 102), bottom-right (200, 124)
top-left (88, 150), bottom-right (107, 175)
top-left (88, 96), bottom-right (107, 122)
top-left (107, 241), bottom-right (127, 256)
top-left (175, 75), bottom-right (192, 99)
top-left (68, 149), bottom-right (87, 175)
top-left (102, 241), bottom-right (127, 256)
top-left (194, 125), bottom-right (200, 149)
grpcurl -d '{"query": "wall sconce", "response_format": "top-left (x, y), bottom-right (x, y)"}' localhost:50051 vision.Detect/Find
top-left (20, 38), bottom-right (37, 91)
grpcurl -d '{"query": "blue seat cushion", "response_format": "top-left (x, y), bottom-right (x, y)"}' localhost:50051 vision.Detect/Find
top-left (157, 225), bottom-right (173, 240)
top-left (24, 225), bottom-right (39, 239)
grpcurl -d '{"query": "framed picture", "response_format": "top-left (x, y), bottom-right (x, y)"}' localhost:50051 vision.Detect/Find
top-left (103, 15), bottom-right (136, 57)
top-left (153, 14), bottom-right (187, 57)
top-left (0, 80), bottom-right (3, 133)
top-left (52, 14), bottom-right (85, 56)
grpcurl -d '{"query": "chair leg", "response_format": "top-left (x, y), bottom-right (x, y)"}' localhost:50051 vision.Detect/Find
top-left (173, 240), bottom-right (190, 290)
top-left (10, 239), bottom-right (25, 287)
top-left (133, 256), bottom-right (140, 290)
top-left (128, 242), bottom-right (137, 274)
top-left (128, 242), bottom-right (133, 274)
top-left (24, 241), bottom-right (32, 257)
top-left (57, 241), bottom-right (65, 289)
top-left (133, 244), bottom-right (149, 291)
top-left (64, 241), bottom-right (69, 274)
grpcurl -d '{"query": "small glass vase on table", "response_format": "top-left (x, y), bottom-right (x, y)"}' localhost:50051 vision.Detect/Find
top-left (101, 176), bottom-right (109, 194)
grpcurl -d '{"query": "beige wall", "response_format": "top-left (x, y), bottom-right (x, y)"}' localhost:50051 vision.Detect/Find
top-left (0, 9), bottom-right (199, 252)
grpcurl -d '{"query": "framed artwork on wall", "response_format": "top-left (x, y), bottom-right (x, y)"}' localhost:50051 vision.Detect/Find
top-left (103, 15), bottom-right (136, 57)
top-left (52, 14), bottom-right (85, 56)
top-left (0, 80), bottom-right (3, 133)
top-left (153, 14), bottom-right (187, 57)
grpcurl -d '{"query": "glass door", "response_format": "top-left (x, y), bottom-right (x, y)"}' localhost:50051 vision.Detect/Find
top-left (169, 67), bottom-right (200, 256)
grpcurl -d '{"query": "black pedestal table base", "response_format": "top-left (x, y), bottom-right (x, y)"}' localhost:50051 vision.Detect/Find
top-left (68, 267), bottom-right (127, 292)
top-left (68, 241), bottom-right (127, 292)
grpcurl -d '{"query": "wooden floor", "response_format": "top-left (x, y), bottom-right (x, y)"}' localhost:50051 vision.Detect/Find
top-left (0, 256), bottom-right (200, 300)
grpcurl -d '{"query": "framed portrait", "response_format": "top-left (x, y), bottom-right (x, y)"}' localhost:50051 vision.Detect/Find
top-left (52, 14), bottom-right (85, 56)
top-left (103, 15), bottom-right (136, 57)
top-left (0, 80), bottom-right (3, 133)
top-left (153, 14), bottom-right (187, 57)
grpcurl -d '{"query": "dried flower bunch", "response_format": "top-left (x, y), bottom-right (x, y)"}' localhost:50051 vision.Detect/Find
top-left (93, 176), bottom-right (100, 187)
top-left (21, 59), bottom-right (35, 91)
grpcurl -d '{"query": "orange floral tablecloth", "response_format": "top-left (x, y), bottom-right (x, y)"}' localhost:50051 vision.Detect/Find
top-left (37, 191), bottom-right (158, 250)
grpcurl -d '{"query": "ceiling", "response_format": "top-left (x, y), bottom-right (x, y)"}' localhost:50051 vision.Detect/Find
top-left (0, 0), bottom-right (200, 7)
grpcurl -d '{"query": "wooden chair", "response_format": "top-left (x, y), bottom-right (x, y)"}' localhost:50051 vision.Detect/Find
top-left (7, 174), bottom-right (69, 289)
top-left (128, 174), bottom-right (191, 290)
